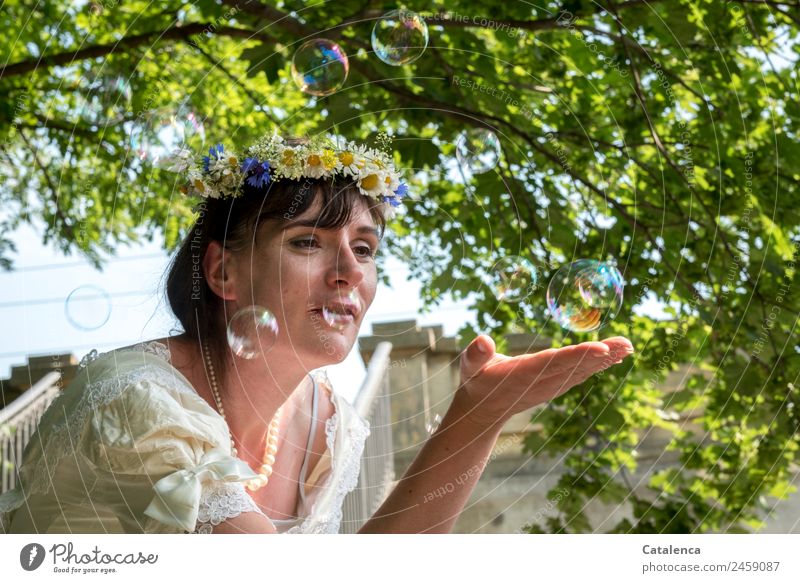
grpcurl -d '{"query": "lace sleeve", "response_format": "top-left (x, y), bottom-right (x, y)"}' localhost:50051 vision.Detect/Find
top-left (76, 355), bottom-right (262, 533)
top-left (189, 481), bottom-right (267, 534)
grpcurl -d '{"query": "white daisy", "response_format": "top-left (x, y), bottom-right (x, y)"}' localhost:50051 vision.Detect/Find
top-left (160, 147), bottom-right (194, 173)
top-left (303, 152), bottom-right (328, 179)
top-left (339, 143), bottom-right (369, 178)
top-left (357, 165), bottom-right (391, 199)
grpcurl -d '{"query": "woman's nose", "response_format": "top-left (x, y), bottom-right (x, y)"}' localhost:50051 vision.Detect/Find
top-left (327, 244), bottom-right (365, 288)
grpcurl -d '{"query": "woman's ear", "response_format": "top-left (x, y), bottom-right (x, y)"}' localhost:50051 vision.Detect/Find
top-left (203, 240), bottom-right (239, 301)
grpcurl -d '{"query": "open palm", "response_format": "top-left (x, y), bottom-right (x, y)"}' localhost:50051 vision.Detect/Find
top-left (454, 334), bottom-right (635, 427)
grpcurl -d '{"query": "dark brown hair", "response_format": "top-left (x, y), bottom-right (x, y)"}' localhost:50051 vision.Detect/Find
top-left (163, 170), bottom-right (386, 389)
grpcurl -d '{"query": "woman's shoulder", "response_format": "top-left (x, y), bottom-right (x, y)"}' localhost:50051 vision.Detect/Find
top-left (7, 341), bottom-right (229, 512)
top-left (74, 340), bottom-right (199, 402)
top-left (33, 339), bottom-right (220, 453)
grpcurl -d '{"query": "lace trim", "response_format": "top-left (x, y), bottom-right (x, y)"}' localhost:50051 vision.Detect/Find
top-left (78, 341), bottom-right (171, 369)
top-left (189, 481), bottom-right (265, 534)
top-left (12, 342), bottom-right (197, 507)
top-left (282, 405), bottom-right (371, 534)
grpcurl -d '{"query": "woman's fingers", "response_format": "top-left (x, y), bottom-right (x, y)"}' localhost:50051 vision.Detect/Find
top-left (600, 336), bottom-right (635, 358)
top-left (457, 335), bottom-right (635, 421)
top-left (534, 339), bottom-right (634, 398)
top-left (503, 341), bottom-right (615, 379)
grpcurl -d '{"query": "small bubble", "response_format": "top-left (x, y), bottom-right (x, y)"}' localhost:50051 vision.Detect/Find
top-left (456, 128), bottom-right (502, 174)
top-left (227, 305), bottom-right (279, 359)
top-left (546, 260), bottom-right (625, 332)
top-left (291, 39), bottom-right (349, 96)
top-left (128, 105), bottom-right (205, 166)
top-left (320, 289), bottom-right (361, 331)
top-left (64, 285), bottom-right (112, 331)
top-left (371, 9), bottom-right (429, 66)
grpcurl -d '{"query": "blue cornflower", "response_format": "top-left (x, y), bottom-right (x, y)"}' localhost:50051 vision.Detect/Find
top-left (240, 156), bottom-right (260, 174)
top-left (394, 182), bottom-right (408, 198)
top-left (203, 143), bottom-right (225, 172)
top-left (381, 195), bottom-right (402, 208)
top-left (245, 160), bottom-right (272, 188)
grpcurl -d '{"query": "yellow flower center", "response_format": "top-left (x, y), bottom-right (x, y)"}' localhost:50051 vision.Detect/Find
top-left (321, 150), bottom-right (338, 169)
top-left (193, 179), bottom-right (205, 193)
top-left (282, 150), bottom-right (295, 165)
top-left (307, 154), bottom-right (322, 167)
top-left (360, 174), bottom-right (379, 190)
top-left (339, 151), bottom-right (354, 166)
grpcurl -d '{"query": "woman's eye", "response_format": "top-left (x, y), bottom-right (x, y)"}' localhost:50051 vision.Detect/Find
top-left (355, 245), bottom-right (376, 258)
top-left (293, 238), bottom-right (319, 249)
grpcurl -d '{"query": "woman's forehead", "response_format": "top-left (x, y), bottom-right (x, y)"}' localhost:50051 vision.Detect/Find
top-left (256, 204), bottom-right (378, 244)
top-left (287, 194), bottom-right (376, 230)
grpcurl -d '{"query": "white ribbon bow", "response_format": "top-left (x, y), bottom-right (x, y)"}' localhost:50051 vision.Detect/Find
top-left (144, 447), bottom-right (260, 532)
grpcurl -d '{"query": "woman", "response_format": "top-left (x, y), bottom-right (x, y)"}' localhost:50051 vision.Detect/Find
top-left (0, 134), bottom-right (633, 534)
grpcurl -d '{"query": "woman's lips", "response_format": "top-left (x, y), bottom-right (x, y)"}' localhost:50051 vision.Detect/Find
top-left (310, 308), bottom-right (355, 325)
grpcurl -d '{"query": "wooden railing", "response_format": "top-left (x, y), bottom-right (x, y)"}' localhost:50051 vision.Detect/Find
top-left (0, 371), bottom-right (62, 493)
top-left (339, 341), bottom-right (395, 533)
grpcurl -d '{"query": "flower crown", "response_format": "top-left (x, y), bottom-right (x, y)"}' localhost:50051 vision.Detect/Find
top-left (163, 133), bottom-right (408, 220)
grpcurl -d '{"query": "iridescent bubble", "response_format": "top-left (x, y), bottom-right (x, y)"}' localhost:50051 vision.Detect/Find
top-left (291, 39), bottom-right (349, 97)
top-left (426, 413), bottom-right (442, 434)
top-left (546, 260), bottom-right (625, 332)
top-left (64, 285), bottom-right (112, 331)
top-left (227, 305), bottom-right (279, 359)
top-left (320, 288), bottom-right (361, 331)
top-left (129, 106), bottom-right (206, 166)
top-left (489, 256), bottom-right (539, 303)
top-left (77, 75), bottom-right (132, 124)
top-left (372, 9), bottom-right (429, 66)
top-left (455, 128), bottom-right (501, 174)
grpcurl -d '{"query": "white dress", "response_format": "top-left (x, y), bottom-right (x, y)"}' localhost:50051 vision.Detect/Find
top-left (0, 340), bottom-right (370, 534)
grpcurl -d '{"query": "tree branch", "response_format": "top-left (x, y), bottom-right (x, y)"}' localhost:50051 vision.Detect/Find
top-left (17, 129), bottom-right (81, 249)
top-left (0, 24), bottom-right (266, 78)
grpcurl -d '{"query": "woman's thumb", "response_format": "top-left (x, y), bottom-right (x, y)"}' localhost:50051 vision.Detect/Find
top-left (461, 334), bottom-right (495, 376)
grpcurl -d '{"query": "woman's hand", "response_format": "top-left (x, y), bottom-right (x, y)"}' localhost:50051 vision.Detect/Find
top-left (451, 334), bottom-right (634, 429)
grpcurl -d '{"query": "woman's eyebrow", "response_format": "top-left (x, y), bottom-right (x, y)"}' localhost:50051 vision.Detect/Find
top-left (283, 219), bottom-right (379, 238)
top-left (282, 218), bottom-right (322, 230)
top-left (355, 226), bottom-right (380, 238)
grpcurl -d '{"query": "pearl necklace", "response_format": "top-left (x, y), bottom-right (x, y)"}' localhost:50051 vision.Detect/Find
top-left (202, 338), bottom-right (282, 492)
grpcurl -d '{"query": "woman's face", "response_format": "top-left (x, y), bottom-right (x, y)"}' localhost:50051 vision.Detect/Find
top-left (229, 195), bottom-right (380, 370)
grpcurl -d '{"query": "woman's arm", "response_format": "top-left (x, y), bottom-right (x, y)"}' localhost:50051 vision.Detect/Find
top-left (211, 512), bottom-right (278, 534)
top-left (357, 389), bottom-right (504, 533)
top-left (358, 333), bottom-right (634, 533)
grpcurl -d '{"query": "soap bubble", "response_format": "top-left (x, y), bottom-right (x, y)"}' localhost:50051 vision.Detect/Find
top-left (489, 256), bottom-right (539, 303)
top-left (77, 75), bottom-right (132, 124)
top-left (455, 128), bottom-right (501, 174)
top-left (546, 260), bottom-right (625, 332)
top-left (291, 39), bottom-right (349, 96)
top-left (320, 288), bottom-right (362, 331)
top-left (64, 285), bottom-right (112, 331)
top-left (372, 9), bottom-right (429, 66)
top-left (227, 305), bottom-right (279, 359)
top-left (426, 413), bottom-right (443, 434)
top-left (129, 106), bottom-right (205, 166)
